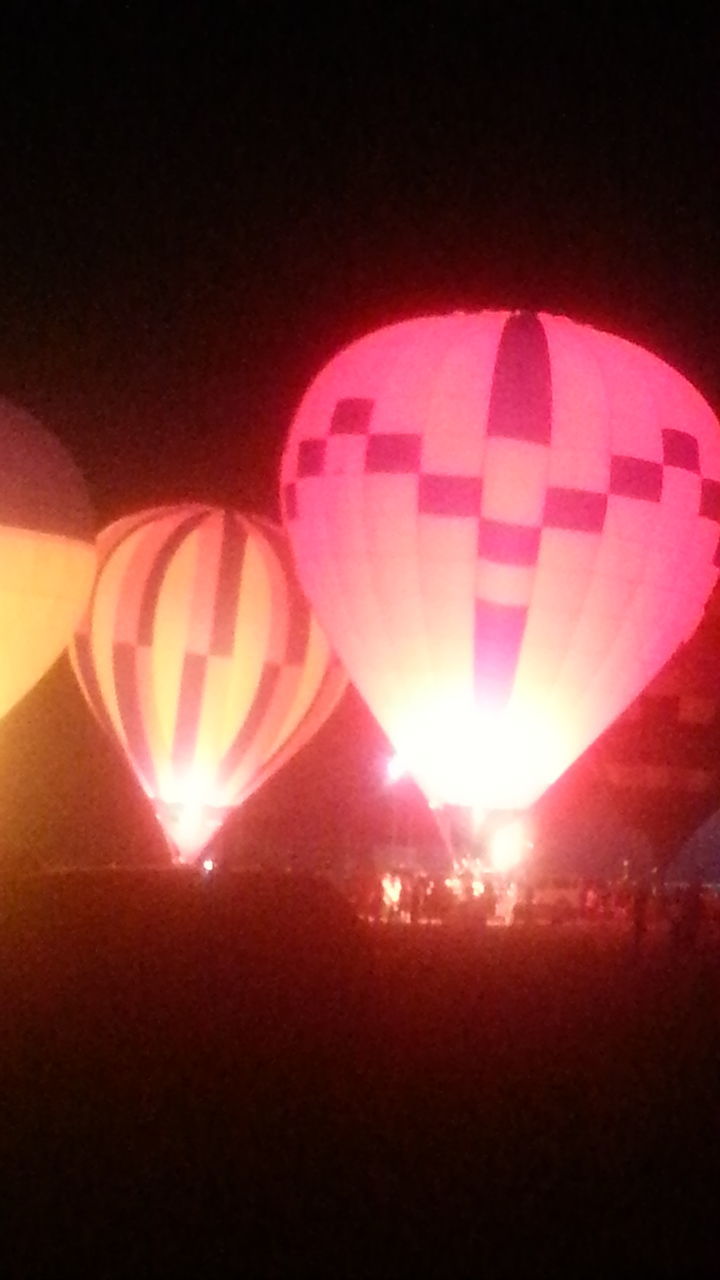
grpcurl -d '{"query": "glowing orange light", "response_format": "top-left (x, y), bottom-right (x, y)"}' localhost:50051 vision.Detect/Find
top-left (165, 802), bottom-right (223, 864)
top-left (381, 872), bottom-right (402, 906)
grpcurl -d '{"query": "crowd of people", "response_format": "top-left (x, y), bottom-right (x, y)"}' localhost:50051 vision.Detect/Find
top-left (342, 863), bottom-right (716, 950)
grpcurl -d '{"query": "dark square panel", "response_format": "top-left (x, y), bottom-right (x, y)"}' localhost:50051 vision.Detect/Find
top-left (609, 455), bottom-right (663, 501)
top-left (418, 473), bottom-right (483, 517)
top-left (700, 478), bottom-right (720, 522)
top-left (477, 519), bottom-right (541, 565)
top-left (662, 429), bottom-right (700, 472)
top-left (543, 487), bottom-right (608, 532)
top-left (365, 433), bottom-right (423, 474)
top-left (329, 398), bottom-right (374, 434)
top-left (297, 438), bottom-right (327, 477)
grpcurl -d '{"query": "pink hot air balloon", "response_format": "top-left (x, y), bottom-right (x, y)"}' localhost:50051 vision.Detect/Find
top-left (281, 310), bottom-right (720, 829)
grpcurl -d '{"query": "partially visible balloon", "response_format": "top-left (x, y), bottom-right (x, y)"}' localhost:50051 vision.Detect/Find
top-left (70, 505), bottom-right (347, 862)
top-left (0, 396), bottom-right (95, 722)
top-left (281, 310), bottom-right (720, 821)
top-left (581, 584), bottom-right (720, 863)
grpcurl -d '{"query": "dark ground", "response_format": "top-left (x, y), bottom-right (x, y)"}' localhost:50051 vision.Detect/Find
top-left (0, 871), bottom-right (718, 1277)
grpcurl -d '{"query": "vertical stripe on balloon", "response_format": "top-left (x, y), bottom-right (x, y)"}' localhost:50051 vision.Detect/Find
top-left (472, 311), bottom-right (554, 703)
top-left (71, 630), bottom-right (114, 734)
top-left (136, 512), bottom-right (206, 646)
top-left (216, 660), bottom-right (282, 788)
top-left (111, 641), bottom-right (158, 796)
top-left (259, 519), bottom-right (311, 664)
top-left (171, 651), bottom-right (209, 773)
top-left (473, 600), bottom-right (528, 711)
top-left (209, 512), bottom-right (247, 657)
top-left (486, 312), bottom-right (552, 444)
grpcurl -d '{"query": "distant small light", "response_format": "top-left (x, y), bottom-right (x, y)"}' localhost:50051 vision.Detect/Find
top-left (202, 858), bottom-right (215, 873)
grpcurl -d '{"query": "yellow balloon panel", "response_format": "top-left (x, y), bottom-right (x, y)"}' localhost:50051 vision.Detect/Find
top-left (0, 527), bottom-right (95, 719)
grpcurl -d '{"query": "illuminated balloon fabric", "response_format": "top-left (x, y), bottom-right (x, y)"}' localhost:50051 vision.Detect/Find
top-left (585, 584), bottom-right (720, 860)
top-left (281, 310), bottom-right (720, 815)
top-left (0, 396), bottom-right (95, 721)
top-left (70, 506), bottom-right (346, 861)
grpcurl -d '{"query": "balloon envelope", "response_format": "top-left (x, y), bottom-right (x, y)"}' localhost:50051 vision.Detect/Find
top-left (0, 396), bottom-right (95, 722)
top-left (281, 310), bottom-right (720, 816)
top-left (576, 583), bottom-right (720, 861)
top-left (70, 505), bottom-right (346, 861)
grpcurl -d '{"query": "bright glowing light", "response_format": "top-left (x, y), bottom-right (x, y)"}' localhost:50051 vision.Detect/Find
top-left (385, 754), bottom-right (407, 785)
top-left (398, 695), bottom-right (572, 814)
top-left (160, 797), bottom-right (223, 863)
top-left (202, 858), bottom-right (215, 874)
top-left (381, 872), bottom-right (402, 906)
top-left (489, 818), bottom-right (531, 874)
top-left (153, 767), bottom-right (227, 862)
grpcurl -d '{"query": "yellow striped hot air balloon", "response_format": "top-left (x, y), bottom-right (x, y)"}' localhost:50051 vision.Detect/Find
top-left (0, 396), bottom-right (95, 724)
top-left (70, 504), bottom-right (346, 863)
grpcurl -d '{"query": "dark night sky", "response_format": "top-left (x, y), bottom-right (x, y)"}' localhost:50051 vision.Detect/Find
top-left (0, 6), bottom-right (718, 868)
